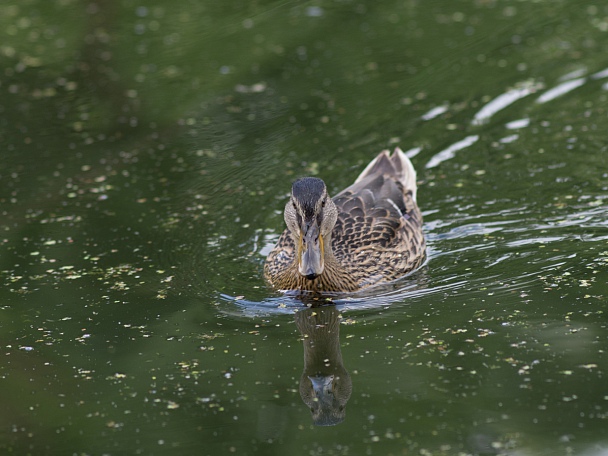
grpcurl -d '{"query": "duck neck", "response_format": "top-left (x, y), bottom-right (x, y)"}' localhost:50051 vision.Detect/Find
top-left (280, 231), bottom-right (358, 292)
top-left (324, 233), bottom-right (349, 272)
top-left (322, 233), bottom-right (340, 268)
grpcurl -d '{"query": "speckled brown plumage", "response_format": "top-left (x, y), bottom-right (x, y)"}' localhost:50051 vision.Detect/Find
top-left (264, 148), bottom-right (426, 292)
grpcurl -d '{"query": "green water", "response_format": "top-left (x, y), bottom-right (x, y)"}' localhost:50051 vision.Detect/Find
top-left (2, 1), bottom-right (608, 455)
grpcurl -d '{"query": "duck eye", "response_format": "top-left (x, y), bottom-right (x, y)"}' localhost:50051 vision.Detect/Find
top-left (321, 199), bottom-right (326, 208)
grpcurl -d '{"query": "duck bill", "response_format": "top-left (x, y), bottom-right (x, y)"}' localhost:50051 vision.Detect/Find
top-left (298, 223), bottom-right (324, 280)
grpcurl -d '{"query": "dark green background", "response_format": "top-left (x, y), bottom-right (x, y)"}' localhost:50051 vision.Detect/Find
top-left (1, 1), bottom-right (608, 454)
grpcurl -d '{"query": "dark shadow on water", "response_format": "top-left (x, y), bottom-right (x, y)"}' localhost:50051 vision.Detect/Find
top-left (289, 303), bottom-right (353, 427)
top-left (294, 305), bottom-right (352, 426)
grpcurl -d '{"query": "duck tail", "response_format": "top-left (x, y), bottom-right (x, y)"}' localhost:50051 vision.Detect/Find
top-left (355, 147), bottom-right (418, 202)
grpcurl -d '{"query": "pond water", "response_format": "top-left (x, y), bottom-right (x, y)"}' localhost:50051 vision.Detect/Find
top-left (2, 1), bottom-right (608, 455)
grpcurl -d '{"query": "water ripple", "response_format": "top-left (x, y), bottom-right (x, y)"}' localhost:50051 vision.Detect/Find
top-left (536, 77), bottom-right (586, 104)
top-left (471, 82), bottom-right (543, 125)
top-left (425, 135), bottom-right (479, 169)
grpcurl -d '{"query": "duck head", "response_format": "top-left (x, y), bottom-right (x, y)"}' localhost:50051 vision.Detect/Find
top-left (284, 177), bottom-right (338, 280)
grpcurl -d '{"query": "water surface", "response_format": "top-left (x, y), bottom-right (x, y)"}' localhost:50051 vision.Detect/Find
top-left (2, 1), bottom-right (608, 455)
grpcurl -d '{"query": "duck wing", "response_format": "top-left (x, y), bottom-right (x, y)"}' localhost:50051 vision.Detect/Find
top-left (331, 149), bottom-right (424, 282)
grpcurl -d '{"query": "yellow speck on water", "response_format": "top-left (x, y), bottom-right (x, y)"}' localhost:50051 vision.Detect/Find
top-left (167, 401), bottom-right (179, 410)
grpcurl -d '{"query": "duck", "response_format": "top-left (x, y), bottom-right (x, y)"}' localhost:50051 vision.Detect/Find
top-left (264, 147), bottom-right (425, 292)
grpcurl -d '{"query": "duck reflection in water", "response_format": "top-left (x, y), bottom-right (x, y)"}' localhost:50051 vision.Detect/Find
top-left (294, 305), bottom-right (352, 426)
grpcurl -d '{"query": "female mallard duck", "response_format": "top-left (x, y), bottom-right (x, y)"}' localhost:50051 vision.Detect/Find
top-left (264, 147), bottom-right (425, 292)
